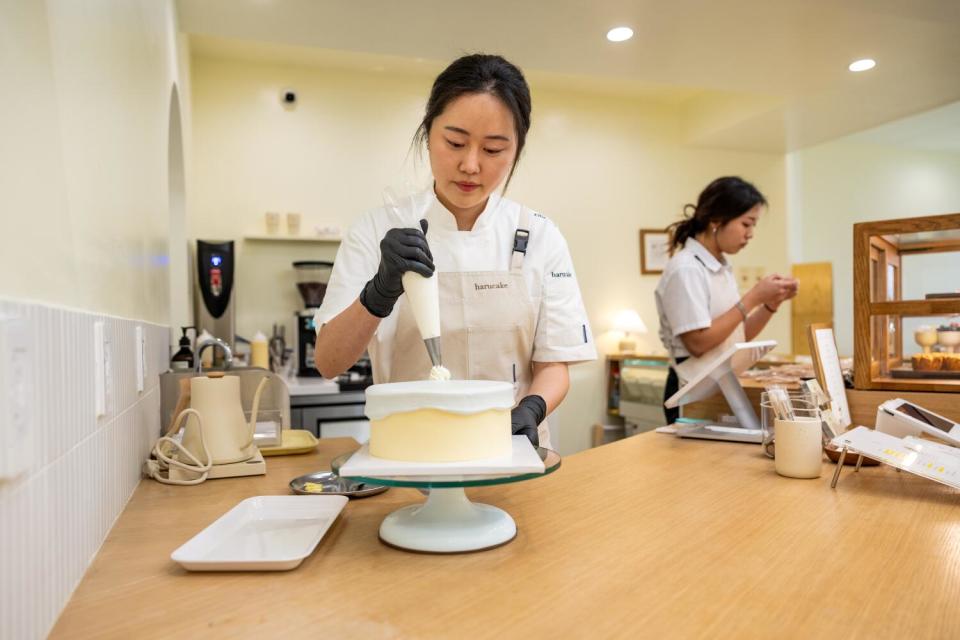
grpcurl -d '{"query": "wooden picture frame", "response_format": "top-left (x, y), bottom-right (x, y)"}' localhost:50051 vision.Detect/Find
top-left (639, 229), bottom-right (670, 275)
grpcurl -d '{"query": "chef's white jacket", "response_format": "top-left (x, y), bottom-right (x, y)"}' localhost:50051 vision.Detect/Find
top-left (315, 189), bottom-right (597, 376)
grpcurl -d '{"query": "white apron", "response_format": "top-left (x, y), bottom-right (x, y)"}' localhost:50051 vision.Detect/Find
top-left (368, 207), bottom-right (551, 448)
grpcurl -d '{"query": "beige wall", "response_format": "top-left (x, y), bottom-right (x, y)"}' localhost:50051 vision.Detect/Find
top-left (190, 53), bottom-right (790, 454)
top-left (790, 139), bottom-right (960, 355)
top-left (189, 57), bottom-right (431, 342)
top-left (511, 89), bottom-right (790, 452)
top-left (0, 0), bottom-right (191, 326)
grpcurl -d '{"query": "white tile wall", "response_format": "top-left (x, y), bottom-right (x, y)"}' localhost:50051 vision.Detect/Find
top-left (0, 298), bottom-right (169, 639)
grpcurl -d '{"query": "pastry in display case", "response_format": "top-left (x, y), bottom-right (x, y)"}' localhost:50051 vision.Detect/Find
top-left (903, 317), bottom-right (960, 376)
top-left (853, 213), bottom-right (960, 392)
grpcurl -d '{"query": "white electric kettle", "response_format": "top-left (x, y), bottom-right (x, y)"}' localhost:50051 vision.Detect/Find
top-left (181, 374), bottom-right (268, 464)
top-left (147, 373), bottom-right (269, 485)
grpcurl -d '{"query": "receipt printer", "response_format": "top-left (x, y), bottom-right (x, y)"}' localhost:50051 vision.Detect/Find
top-left (876, 399), bottom-right (960, 448)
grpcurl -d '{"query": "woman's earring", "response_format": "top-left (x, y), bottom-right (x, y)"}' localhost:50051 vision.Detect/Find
top-left (712, 226), bottom-right (718, 235)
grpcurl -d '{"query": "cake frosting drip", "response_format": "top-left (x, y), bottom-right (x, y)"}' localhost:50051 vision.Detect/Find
top-left (428, 365), bottom-right (451, 381)
top-left (364, 380), bottom-right (515, 420)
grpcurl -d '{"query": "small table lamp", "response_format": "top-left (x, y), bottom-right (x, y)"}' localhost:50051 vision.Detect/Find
top-left (613, 309), bottom-right (648, 353)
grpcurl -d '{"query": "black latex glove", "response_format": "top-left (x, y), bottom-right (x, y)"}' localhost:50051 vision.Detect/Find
top-left (360, 219), bottom-right (434, 318)
top-left (511, 395), bottom-right (546, 448)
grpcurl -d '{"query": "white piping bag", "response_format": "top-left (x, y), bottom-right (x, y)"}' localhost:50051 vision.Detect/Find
top-left (382, 186), bottom-right (442, 368)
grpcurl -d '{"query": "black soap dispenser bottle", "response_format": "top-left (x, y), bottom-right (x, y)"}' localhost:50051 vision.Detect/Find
top-left (170, 326), bottom-right (196, 370)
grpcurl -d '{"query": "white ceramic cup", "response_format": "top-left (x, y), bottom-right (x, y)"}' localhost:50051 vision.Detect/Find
top-left (760, 394), bottom-right (815, 460)
top-left (286, 212), bottom-right (301, 236)
top-left (774, 416), bottom-right (823, 479)
top-left (265, 211), bottom-right (280, 235)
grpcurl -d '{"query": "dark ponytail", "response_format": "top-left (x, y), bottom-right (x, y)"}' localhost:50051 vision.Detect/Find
top-left (666, 176), bottom-right (767, 255)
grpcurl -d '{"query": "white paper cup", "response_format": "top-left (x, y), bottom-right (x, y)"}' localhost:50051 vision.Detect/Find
top-left (774, 417), bottom-right (823, 479)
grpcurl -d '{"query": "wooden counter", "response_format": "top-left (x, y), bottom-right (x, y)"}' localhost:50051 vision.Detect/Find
top-left (51, 435), bottom-right (960, 639)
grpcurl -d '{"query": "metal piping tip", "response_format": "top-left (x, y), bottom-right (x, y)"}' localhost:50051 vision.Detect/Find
top-left (424, 337), bottom-right (442, 367)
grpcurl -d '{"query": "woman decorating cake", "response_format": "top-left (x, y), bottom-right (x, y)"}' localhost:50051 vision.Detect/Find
top-left (314, 54), bottom-right (596, 449)
top-left (654, 176), bottom-right (799, 424)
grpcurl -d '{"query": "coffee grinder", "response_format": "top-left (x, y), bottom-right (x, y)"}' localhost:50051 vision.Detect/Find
top-left (294, 261), bottom-right (333, 377)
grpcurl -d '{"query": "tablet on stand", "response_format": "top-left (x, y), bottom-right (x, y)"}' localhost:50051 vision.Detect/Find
top-left (663, 340), bottom-right (777, 444)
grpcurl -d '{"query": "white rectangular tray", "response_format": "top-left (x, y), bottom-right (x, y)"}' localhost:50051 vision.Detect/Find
top-left (338, 435), bottom-right (545, 477)
top-left (171, 495), bottom-right (347, 571)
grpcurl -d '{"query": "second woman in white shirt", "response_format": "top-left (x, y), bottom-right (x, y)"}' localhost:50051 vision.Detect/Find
top-left (654, 176), bottom-right (798, 424)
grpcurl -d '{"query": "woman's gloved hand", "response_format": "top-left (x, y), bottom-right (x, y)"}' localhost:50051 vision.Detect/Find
top-left (360, 219), bottom-right (434, 318)
top-left (511, 395), bottom-right (546, 448)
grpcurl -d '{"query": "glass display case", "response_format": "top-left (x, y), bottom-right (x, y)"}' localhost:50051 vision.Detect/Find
top-left (853, 213), bottom-right (960, 392)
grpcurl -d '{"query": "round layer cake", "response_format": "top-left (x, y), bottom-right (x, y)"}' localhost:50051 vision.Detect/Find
top-left (365, 380), bottom-right (515, 462)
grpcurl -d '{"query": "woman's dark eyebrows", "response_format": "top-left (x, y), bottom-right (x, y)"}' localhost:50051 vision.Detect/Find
top-left (443, 125), bottom-right (510, 142)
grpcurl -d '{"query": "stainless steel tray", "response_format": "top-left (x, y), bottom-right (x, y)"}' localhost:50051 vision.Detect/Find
top-left (289, 471), bottom-right (388, 498)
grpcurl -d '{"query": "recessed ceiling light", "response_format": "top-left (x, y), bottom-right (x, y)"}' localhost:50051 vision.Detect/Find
top-left (848, 58), bottom-right (876, 72)
top-left (607, 27), bottom-right (634, 43)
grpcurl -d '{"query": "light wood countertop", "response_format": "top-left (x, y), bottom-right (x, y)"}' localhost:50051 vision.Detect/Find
top-left (51, 435), bottom-right (960, 639)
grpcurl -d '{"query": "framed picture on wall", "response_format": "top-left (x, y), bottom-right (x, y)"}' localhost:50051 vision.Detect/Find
top-left (639, 229), bottom-right (670, 275)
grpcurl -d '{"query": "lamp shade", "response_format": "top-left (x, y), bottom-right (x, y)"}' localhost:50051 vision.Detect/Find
top-left (612, 309), bottom-right (648, 334)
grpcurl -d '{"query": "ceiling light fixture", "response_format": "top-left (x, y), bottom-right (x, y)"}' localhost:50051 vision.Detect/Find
top-left (848, 58), bottom-right (876, 72)
top-left (606, 27), bottom-right (634, 43)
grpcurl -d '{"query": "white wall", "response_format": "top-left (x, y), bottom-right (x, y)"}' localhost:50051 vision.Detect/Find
top-left (190, 52), bottom-right (790, 454)
top-left (790, 138), bottom-right (960, 355)
top-left (0, 2), bottom-right (189, 637)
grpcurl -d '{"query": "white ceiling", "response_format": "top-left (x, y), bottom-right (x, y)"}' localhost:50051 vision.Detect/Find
top-left (177, 0), bottom-right (960, 152)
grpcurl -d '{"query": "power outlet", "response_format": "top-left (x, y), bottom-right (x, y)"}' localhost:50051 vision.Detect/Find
top-left (0, 313), bottom-right (33, 480)
top-left (135, 325), bottom-right (145, 393)
top-left (94, 321), bottom-right (110, 417)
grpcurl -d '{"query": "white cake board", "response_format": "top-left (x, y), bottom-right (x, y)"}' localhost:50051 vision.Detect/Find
top-left (338, 435), bottom-right (544, 478)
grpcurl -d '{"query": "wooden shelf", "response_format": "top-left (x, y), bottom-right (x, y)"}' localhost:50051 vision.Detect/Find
top-left (869, 299), bottom-right (960, 316)
top-left (870, 375), bottom-right (960, 394)
top-left (244, 234), bottom-right (341, 243)
top-left (606, 353), bottom-right (669, 364)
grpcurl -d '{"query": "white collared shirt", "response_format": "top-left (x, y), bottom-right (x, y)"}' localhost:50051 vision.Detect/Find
top-left (654, 238), bottom-right (741, 360)
top-left (315, 189), bottom-right (596, 375)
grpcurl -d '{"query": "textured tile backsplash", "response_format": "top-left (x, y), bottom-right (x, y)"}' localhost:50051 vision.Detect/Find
top-left (0, 297), bottom-right (169, 639)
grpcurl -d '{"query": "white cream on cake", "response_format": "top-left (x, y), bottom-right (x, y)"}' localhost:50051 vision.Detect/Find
top-left (428, 365), bottom-right (451, 381)
top-left (365, 380), bottom-right (514, 462)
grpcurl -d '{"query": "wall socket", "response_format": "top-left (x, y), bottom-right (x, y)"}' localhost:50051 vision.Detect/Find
top-left (0, 313), bottom-right (33, 480)
top-left (94, 321), bottom-right (112, 417)
top-left (135, 325), bottom-right (145, 393)
top-left (735, 265), bottom-right (767, 292)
